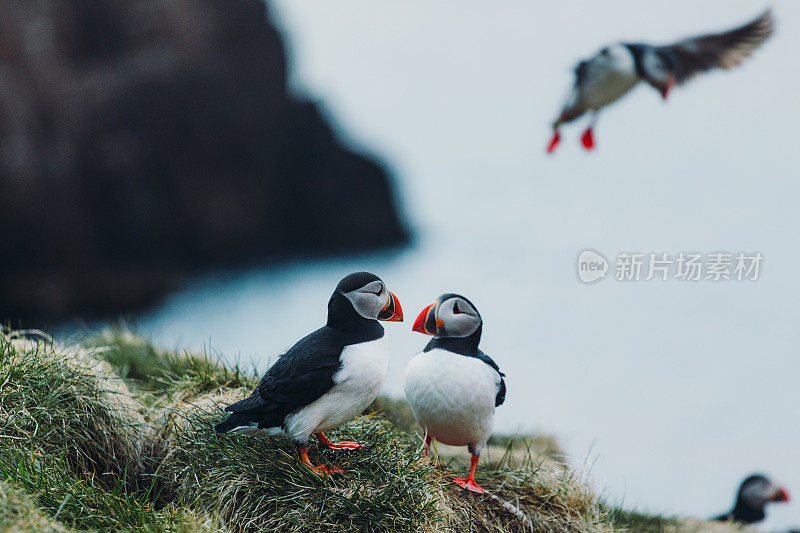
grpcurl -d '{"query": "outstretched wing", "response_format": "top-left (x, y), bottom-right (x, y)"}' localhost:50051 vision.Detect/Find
top-left (223, 327), bottom-right (343, 427)
top-left (475, 349), bottom-right (506, 407)
top-left (660, 10), bottom-right (774, 84)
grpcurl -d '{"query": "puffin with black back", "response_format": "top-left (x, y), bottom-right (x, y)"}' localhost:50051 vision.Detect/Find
top-left (404, 294), bottom-right (505, 494)
top-left (547, 9), bottom-right (774, 153)
top-left (214, 272), bottom-right (403, 475)
top-left (714, 474), bottom-right (790, 524)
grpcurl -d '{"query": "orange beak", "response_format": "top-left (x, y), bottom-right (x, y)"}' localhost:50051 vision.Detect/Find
top-left (412, 302), bottom-right (437, 335)
top-left (771, 487), bottom-right (790, 503)
top-left (377, 291), bottom-right (403, 322)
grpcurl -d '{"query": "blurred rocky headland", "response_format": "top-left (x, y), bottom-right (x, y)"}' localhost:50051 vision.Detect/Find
top-left (0, 0), bottom-right (408, 323)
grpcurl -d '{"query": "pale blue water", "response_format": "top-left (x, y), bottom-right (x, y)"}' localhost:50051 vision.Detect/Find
top-left (138, 1), bottom-right (800, 529)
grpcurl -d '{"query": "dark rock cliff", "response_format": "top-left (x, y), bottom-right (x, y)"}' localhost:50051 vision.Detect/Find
top-left (0, 0), bottom-right (408, 323)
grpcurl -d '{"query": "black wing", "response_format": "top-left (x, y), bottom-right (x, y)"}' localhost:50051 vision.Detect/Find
top-left (222, 327), bottom-right (344, 427)
top-left (574, 59), bottom-right (591, 86)
top-left (475, 349), bottom-right (506, 407)
top-left (659, 10), bottom-right (774, 84)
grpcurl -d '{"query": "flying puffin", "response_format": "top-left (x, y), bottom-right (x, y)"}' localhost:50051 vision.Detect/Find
top-left (214, 272), bottom-right (403, 475)
top-left (403, 294), bottom-right (505, 494)
top-left (547, 9), bottom-right (774, 153)
top-left (714, 474), bottom-right (790, 524)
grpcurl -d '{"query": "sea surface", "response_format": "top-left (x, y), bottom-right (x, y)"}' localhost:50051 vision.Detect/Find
top-left (137, 1), bottom-right (799, 529)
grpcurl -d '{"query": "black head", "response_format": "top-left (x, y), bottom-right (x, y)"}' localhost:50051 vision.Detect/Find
top-left (327, 272), bottom-right (403, 328)
top-left (730, 474), bottom-right (790, 524)
top-left (412, 293), bottom-right (482, 355)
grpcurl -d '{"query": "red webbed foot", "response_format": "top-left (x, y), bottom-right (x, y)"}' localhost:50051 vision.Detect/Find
top-left (581, 127), bottom-right (595, 150)
top-left (546, 129), bottom-right (561, 154)
top-left (454, 455), bottom-right (485, 493)
top-left (298, 444), bottom-right (344, 476)
top-left (327, 441), bottom-right (362, 451)
top-left (313, 463), bottom-right (344, 476)
top-left (453, 477), bottom-right (486, 494)
top-left (315, 433), bottom-right (362, 451)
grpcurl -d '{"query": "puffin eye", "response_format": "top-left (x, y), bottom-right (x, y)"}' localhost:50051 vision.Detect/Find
top-left (452, 302), bottom-right (461, 314)
top-left (361, 281), bottom-right (383, 296)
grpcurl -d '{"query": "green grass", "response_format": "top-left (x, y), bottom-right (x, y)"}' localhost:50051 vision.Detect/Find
top-left (0, 329), bottom-right (752, 532)
top-left (86, 329), bottom-right (255, 398)
top-left (606, 507), bottom-right (680, 532)
top-left (0, 481), bottom-right (69, 533)
top-left (161, 411), bottom-right (441, 532)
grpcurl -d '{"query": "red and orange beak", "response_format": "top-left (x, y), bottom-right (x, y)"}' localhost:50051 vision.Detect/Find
top-left (661, 74), bottom-right (675, 100)
top-left (412, 302), bottom-right (439, 335)
top-left (377, 291), bottom-right (403, 322)
top-left (770, 486), bottom-right (790, 503)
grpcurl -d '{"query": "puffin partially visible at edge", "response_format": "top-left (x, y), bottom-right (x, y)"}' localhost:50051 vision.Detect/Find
top-left (714, 474), bottom-right (790, 524)
top-left (404, 294), bottom-right (506, 494)
top-left (214, 272), bottom-right (403, 474)
top-left (547, 9), bottom-right (774, 153)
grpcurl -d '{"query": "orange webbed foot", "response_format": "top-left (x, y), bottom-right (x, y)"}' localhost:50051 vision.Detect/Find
top-left (326, 441), bottom-right (362, 451)
top-left (453, 477), bottom-right (486, 494)
top-left (312, 463), bottom-right (344, 476)
top-left (298, 443), bottom-right (344, 476)
top-left (315, 433), bottom-right (362, 451)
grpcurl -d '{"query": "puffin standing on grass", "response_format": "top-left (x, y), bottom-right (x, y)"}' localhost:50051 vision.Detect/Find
top-left (404, 294), bottom-right (505, 494)
top-left (714, 474), bottom-right (790, 524)
top-left (547, 9), bottom-right (774, 153)
top-left (214, 272), bottom-right (403, 474)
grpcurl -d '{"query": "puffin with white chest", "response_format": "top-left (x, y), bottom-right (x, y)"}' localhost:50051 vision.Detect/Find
top-left (404, 294), bottom-right (505, 494)
top-left (547, 9), bottom-right (774, 153)
top-left (214, 272), bottom-right (403, 474)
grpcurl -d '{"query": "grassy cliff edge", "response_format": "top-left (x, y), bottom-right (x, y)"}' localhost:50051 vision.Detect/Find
top-left (0, 330), bottom-right (751, 532)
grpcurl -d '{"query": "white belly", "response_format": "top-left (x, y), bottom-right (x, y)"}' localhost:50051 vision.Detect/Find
top-left (583, 68), bottom-right (639, 110)
top-left (403, 348), bottom-right (499, 452)
top-left (284, 337), bottom-right (389, 442)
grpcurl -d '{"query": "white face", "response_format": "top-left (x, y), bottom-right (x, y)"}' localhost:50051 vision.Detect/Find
top-left (598, 44), bottom-right (636, 76)
top-left (741, 477), bottom-right (779, 509)
top-left (343, 280), bottom-right (389, 320)
top-left (437, 297), bottom-right (481, 338)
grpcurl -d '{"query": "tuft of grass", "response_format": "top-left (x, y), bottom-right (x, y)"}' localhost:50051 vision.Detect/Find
top-left (0, 332), bottom-right (144, 489)
top-left (606, 507), bottom-right (680, 532)
top-left (86, 329), bottom-right (256, 400)
top-left (157, 398), bottom-right (442, 532)
top-left (440, 444), bottom-right (607, 533)
top-left (0, 331), bottom-right (218, 532)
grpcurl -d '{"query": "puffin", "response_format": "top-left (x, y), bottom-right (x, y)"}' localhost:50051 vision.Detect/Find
top-left (547, 9), bottom-right (774, 153)
top-left (714, 474), bottom-right (790, 524)
top-left (214, 272), bottom-right (403, 474)
top-left (403, 294), bottom-right (506, 494)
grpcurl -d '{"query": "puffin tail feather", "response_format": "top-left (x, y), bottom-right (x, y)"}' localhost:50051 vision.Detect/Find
top-left (214, 413), bottom-right (252, 434)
